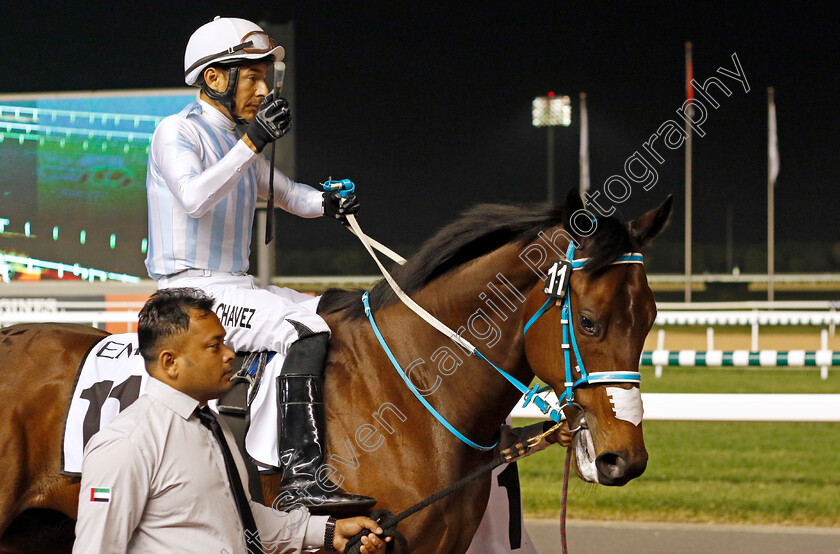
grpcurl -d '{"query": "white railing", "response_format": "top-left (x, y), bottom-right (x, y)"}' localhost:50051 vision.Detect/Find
top-left (642, 349), bottom-right (840, 367)
top-left (2, 303), bottom-right (837, 423)
top-left (512, 392), bottom-right (840, 422)
top-left (4, 303), bottom-right (836, 341)
top-left (655, 310), bottom-right (840, 326)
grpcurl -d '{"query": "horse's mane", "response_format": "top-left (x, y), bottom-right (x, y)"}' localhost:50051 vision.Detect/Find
top-left (318, 202), bottom-right (635, 320)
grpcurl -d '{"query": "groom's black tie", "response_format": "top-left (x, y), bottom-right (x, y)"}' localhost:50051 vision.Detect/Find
top-left (196, 406), bottom-right (262, 550)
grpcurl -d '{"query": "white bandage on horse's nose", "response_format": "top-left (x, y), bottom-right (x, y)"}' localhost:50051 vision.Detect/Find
top-left (605, 387), bottom-right (644, 426)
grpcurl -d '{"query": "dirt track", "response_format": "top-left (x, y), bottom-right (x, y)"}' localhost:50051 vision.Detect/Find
top-left (526, 519), bottom-right (840, 553)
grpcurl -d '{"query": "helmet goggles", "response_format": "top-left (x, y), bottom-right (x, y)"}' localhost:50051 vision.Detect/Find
top-left (185, 31), bottom-right (276, 78)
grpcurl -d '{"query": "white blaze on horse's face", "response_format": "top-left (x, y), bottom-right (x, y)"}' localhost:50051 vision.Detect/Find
top-left (606, 386), bottom-right (644, 426)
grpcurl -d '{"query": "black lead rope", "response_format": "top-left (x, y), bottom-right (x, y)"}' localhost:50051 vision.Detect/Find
top-left (344, 455), bottom-right (507, 554)
top-left (344, 423), bottom-right (566, 553)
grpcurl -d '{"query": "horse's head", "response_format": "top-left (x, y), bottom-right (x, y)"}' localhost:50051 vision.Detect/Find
top-left (524, 191), bottom-right (672, 486)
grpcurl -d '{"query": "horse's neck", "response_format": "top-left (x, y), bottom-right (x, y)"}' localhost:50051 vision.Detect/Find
top-left (406, 242), bottom-right (540, 441)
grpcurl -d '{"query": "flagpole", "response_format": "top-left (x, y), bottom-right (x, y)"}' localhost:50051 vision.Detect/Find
top-left (579, 92), bottom-right (590, 200)
top-left (684, 42), bottom-right (693, 302)
top-left (767, 87), bottom-right (777, 302)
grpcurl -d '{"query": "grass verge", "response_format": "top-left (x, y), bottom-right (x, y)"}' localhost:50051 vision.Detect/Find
top-left (517, 368), bottom-right (840, 526)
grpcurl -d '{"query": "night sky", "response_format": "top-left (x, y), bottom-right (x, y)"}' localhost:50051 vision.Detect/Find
top-left (2, 1), bottom-right (837, 262)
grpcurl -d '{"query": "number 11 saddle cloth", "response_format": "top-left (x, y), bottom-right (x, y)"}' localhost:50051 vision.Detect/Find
top-left (62, 333), bottom-right (284, 475)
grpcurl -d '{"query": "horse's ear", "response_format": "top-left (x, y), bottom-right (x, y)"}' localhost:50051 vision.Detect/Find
top-left (628, 195), bottom-right (673, 248)
top-left (564, 188), bottom-right (584, 212)
top-left (561, 188), bottom-right (585, 232)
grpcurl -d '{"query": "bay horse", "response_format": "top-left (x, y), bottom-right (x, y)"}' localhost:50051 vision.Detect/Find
top-left (0, 191), bottom-right (671, 552)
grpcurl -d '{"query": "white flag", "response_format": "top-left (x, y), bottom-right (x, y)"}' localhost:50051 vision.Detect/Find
top-left (768, 89), bottom-right (780, 185)
top-left (579, 93), bottom-right (590, 194)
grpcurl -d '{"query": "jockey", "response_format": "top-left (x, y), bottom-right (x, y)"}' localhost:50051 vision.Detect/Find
top-left (144, 16), bottom-right (373, 513)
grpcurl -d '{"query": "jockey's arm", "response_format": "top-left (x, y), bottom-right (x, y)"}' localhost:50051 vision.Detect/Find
top-left (254, 157), bottom-right (324, 218)
top-left (153, 118), bottom-right (261, 218)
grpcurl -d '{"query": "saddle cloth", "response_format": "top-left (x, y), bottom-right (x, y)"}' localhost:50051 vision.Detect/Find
top-left (61, 333), bottom-right (288, 475)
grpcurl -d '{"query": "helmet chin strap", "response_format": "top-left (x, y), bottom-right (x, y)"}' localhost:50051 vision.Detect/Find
top-left (201, 65), bottom-right (247, 125)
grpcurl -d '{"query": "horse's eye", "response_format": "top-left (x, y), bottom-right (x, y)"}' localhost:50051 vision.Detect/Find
top-left (579, 315), bottom-right (598, 335)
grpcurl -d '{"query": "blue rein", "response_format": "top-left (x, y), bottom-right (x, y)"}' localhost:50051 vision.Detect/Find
top-left (362, 242), bottom-right (644, 451)
top-left (362, 291), bottom-right (499, 450)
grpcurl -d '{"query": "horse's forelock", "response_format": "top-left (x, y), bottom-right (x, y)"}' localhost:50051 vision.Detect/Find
top-left (577, 217), bottom-right (636, 274)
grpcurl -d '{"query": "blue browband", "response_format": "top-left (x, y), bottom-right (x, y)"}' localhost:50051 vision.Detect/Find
top-left (362, 243), bottom-right (644, 451)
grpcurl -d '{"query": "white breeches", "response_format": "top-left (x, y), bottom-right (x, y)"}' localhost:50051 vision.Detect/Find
top-left (157, 271), bottom-right (329, 355)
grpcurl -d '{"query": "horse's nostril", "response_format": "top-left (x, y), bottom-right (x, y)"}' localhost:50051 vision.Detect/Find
top-left (595, 451), bottom-right (647, 485)
top-left (595, 452), bottom-right (627, 481)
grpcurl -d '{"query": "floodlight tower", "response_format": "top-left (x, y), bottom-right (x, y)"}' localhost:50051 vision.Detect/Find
top-left (532, 92), bottom-right (571, 204)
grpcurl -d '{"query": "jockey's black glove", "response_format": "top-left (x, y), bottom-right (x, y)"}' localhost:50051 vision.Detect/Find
top-left (323, 192), bottom-right (360, 225)
top-left (245, 93), bottom-right (291, 153)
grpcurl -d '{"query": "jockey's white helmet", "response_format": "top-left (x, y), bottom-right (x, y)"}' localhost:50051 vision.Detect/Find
top-left (184, 17), bottom-right (284, 86)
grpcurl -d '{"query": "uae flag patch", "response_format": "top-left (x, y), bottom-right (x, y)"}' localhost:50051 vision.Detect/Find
top-left (90, 488), bottom-right (111, 503)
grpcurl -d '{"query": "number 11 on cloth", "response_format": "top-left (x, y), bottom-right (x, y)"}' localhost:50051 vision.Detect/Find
top-left (543, 259), bottom-right (572, 299)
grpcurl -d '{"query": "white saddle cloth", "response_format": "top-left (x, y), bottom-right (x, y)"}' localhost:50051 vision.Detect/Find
top-left (62, 333), bottom-right (287, 474)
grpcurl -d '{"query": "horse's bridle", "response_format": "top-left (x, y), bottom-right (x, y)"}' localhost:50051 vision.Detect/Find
top-left (352, 200), bottom-right (647, 450)
top-left (522, 242), bottom-right (644, 422)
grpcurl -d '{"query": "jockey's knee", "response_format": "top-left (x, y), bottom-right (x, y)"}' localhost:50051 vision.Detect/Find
top-left (281, 330), bottom-right (329, 377)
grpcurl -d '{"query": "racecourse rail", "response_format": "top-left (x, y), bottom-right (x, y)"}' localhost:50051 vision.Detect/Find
top-left (2, 298), bottom-right (839, 422)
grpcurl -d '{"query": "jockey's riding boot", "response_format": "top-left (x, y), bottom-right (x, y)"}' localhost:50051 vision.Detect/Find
top-left (275, 332), bottom-right (376, 515)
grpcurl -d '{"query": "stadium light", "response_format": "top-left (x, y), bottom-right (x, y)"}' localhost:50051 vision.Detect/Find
top-left (532, 93), bottom-right (571, 204)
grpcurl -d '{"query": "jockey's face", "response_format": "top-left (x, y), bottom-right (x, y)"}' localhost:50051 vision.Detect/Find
top-left (173, 310), bottom-right (235, 404)
top-left (203, 61), bottom-right (270, 123)
top-left (232, 62), bottom-right (270, 123)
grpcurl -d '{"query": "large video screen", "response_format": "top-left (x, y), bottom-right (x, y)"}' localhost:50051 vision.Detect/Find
top-left (0, 90), bottom-right (196, 282)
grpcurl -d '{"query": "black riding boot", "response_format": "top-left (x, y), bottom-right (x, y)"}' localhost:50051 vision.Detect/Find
top-left (276, 331), bottom-right (376, 515)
